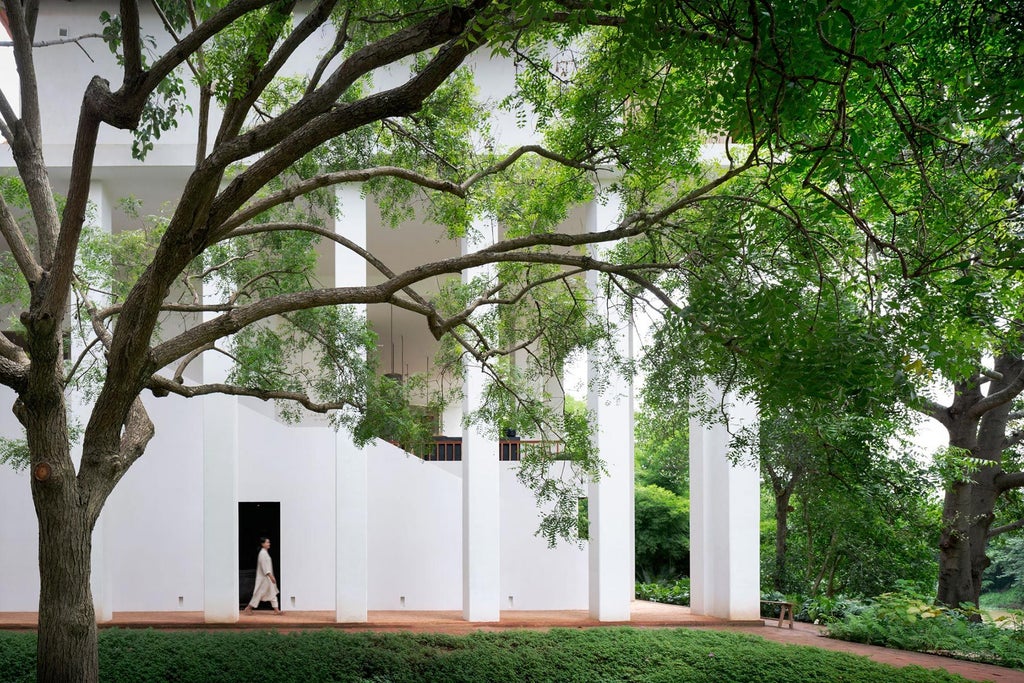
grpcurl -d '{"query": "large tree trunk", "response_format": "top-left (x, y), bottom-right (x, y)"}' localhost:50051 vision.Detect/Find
top-left (22, 331), bottom-right (103, 682)
top-left (34, 498), bottom-right (99, 682)
top-left (933, 354), bottom-right (1018, 611)
top-left (937, 473), bottom-right (998, 609)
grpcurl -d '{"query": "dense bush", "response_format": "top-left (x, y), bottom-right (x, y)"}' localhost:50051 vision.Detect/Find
top-left (636, 578), bottom-right (690, 606)
top-left (635, 484), bottom-right (690, 581)
top-left (0, 627), bottom-right (971, 682)
top-left (982, 535), bottom-right (1024, 609)
top-left (827, 591), bottom-right (1024, 670)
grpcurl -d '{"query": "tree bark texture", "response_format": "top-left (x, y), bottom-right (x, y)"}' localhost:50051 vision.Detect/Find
top-left (937, 473), bottom-right (998, 609)
top-left (24, 368), bottom-right (102, 682)
top-left (934, 352), bottom-right (1022, 609)
top-left (34, 498), bottom-right (99, 683)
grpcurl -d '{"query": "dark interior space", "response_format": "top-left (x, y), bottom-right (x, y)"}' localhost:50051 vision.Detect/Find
top-left (238, 501), bottom-right (281, 608)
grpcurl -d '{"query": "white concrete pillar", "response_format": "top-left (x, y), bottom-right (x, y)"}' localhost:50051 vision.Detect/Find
top-left (586, 195), bottom-right (634, 622)
top-left (202, 276), bottom-right (239, 623)
top-left (462, 219), bottom-right (500, 622)
top-left (84, 180), bottom-right (113, 622)
top-left (334, 184), bottom-right (369, 622)
top-left (689, 382), bottom-right (760, 621)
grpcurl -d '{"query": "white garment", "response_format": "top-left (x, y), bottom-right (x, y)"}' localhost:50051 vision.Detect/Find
top-left (248, 548), bottom-right (279, 607)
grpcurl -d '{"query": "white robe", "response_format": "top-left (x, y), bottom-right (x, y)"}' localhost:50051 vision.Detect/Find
top-left (251, 548), bottom-right (279, 602)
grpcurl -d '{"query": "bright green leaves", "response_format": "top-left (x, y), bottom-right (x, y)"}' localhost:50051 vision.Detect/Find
top-left (635, 483), bottom-right (689, 581)
top-left (227, 305), bottom-right (378, 427)
top-left (200, 2), bottom-right (294, 105)
top-left (478, 159), bottom-right (593, 239)
top-left (199, 227), bottom-right (319, 302)
top-left (0, 437), bottom-right (30, 473)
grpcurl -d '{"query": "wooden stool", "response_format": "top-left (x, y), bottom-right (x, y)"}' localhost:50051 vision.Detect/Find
top-left (760, 600), bottom-right (795, 628)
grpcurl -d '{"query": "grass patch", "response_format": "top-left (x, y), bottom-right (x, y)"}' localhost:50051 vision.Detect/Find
top-left (0, 627), bottom-right (973, 682)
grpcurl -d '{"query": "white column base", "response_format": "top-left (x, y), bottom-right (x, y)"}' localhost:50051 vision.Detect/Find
top-left (91, 512), bottom-right (113, 622)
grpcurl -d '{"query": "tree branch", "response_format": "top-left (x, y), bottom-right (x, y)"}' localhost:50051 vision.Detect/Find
top-left (221, 145), bottom-right (598, 233)
top-left (913, 397), bottom-right (953, 429)
top-left (147, 373), bottom-right (363, 413)
top-left (1005, 430), bottom-right (1024, 449)
top-left (205, 3), bottom-right (483, 178)
top-left (149, 243), bottom-right (683, 370)
top-left (80, 398), bottom-right (155, 522)
top-left (2, 0), bottom-right (43, 142)
top-left (0, 193), bottom-right (43, 283)
top-left (988, 517), bottom-right (1024, 539)
top-left (0, 33), bottom-right (105, 49)
top-left (220, 170), bottom-right (464, 232)
top-left (968, 367), bottom-right (1024, 420)
top-left (0, 355), bottom-right (29, 393)
top-left (120, 0), bottom-right (145, 84)
top-left (995, 470), bottom-right (1024, 494)
top-left (216, 0), bottom-right (337, 144)
top-left (307, 9), bottom-right (352, 94)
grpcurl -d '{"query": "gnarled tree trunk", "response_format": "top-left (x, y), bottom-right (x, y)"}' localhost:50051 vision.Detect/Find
top-left (931, 352), bottom-right (1023, 611)
top-left (937, 473), bottom-right (998, 609)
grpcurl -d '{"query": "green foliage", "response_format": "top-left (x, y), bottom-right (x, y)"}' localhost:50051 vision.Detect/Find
top-left (635, 411), bottom-right (688, 496)
top-left (773, 449), bottom-right (941, 598)
top-left (635, 484), bottom-right (689, 581)
top-left (0, 437), bottom-right (29, 472)
top-left (982, 535), bottom-right (1024, 607)
top-left (793, 594), bottom-right (870, 625)
top-left (636, 578), bottom-right (690, 606)
top-left (931, 446), bottom-right (991, 487)
top-left (98, 11), bottom-right (191, 160)
top-left (828, 591), bottom-right (1024, 670)
top-left (0, 626), bottom-right (975, 683)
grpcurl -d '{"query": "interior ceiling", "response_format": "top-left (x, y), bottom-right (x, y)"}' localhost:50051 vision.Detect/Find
top-left (36, 168), bottom-right (592, 382)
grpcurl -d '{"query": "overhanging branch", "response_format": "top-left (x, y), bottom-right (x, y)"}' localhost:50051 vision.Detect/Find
top-left (969, 367), bottom-right (1024, 420)
top-left (147, 374), bottom-right (363, 413)
top-left (988, 517), bottom-right (1024, 539)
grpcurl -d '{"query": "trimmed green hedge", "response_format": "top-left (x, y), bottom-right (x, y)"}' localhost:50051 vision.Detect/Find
top-left (0, 627), bottom-right (972, 682)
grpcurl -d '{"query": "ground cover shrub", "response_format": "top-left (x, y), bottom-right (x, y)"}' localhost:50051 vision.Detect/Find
top-left (0, 626), bottom-right (973, 682)
top-left (793, 594), bottom-right (869, 623)
top-left (635, 578), bottom-right (690, 606)
top-left (827, 591), bottom-right (1024, 670)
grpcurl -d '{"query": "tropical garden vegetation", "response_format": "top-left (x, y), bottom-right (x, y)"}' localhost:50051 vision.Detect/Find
top-left (2, 0), bottom-right (1024, 680)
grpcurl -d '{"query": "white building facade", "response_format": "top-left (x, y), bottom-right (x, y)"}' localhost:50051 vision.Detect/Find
top-left (0, 2), bottom-right (758, 624)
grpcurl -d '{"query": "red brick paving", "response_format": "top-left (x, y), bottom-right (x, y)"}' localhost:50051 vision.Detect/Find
top-left (2, 601), bottom-right (1020, 681)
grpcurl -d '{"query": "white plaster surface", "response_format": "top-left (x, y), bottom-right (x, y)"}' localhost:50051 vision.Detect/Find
top-left (689, 384), bottom-right (761, 621)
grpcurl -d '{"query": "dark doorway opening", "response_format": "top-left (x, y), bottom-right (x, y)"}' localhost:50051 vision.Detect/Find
top-left (238, 502), bottom-right (281, 609)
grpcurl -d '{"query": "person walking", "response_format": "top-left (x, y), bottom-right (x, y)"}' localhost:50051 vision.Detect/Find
top-left (243, 537), bottom-right (282, 614)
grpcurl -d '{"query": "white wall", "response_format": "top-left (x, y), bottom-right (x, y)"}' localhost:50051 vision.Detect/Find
top-left (367, 440), bottom-right (463, 610)
top-left (0, 384), bottom-right (594, 614)
top-left (0, 388), bottom-right (39, 611)
top-left (237, 400), bottom-right (338, 611)
top-left (105, 394), bottom-right (205, 611)
top-left (500, 464), bottom-right (588, 610)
